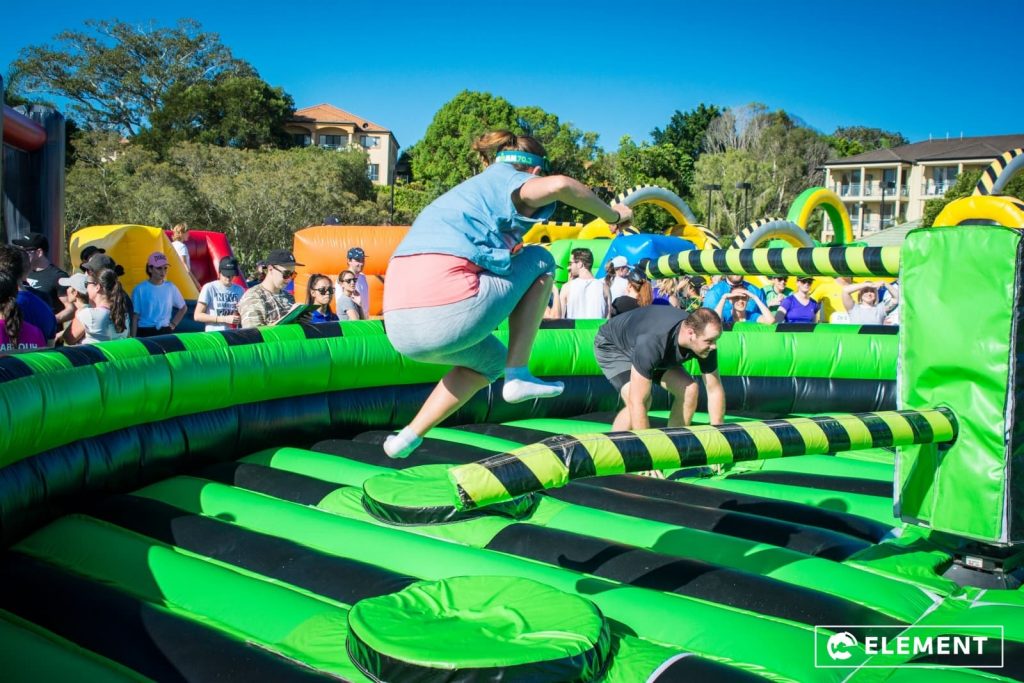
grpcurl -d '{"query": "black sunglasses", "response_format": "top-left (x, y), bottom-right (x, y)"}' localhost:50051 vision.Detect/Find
top-left (273, 266), bottom-right (295, 278)
top-left (340, 278), bottom-right (357, 284)
top-left (311, 286), bottom-right (333, 294)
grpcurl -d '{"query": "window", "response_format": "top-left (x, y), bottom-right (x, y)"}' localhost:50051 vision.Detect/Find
top-left (367, 164), bottom-right (379, 181)
top-left (292, 133), bottom-right (311, 147)
top-left (319, 134), bottom-right (348, 149)
top-left (360, 135), bottom-right (380, 149)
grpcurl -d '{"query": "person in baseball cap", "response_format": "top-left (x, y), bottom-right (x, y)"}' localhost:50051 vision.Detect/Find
top-left (194, 256), bottom-right (245, 332)
top-left (132, 252), bottom-right (186, 337)
top-left (340, 246), bottom-right (370, 320)
top-left (237, 248), bottom-right (303, 328)
top-left (13, 233), bottom-right (69, 315)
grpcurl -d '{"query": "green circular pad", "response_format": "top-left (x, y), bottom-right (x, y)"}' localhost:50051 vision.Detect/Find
top-left (346, 575), bottom-right (611, 682)
top-left (362, 464), bottom-right (537, 525)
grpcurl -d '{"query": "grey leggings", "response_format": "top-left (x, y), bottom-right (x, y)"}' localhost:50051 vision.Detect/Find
top-left (384, 246), bottom-right (555, 381)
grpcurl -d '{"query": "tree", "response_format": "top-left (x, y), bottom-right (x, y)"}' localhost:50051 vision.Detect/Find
top-left (12, 18), bottom-right (255, 134)
top-left (409, 91), bottom-right (600, 199)
top-left (827, 126), bottom-right (909, 158)
top-left (690, 103), bottom-right (833, 238)
top-left (650, 103), bottom-right (721, 160)
top-left (65, 134), bottom-right (384, 269)
top-left (136, 76), bottom-right (295, 154)
top-left (923, 170), bottom-right (1024, 227)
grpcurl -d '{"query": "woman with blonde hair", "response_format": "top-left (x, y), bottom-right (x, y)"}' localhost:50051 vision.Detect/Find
top-left (171, 222), bottom-right (201, 289)
top-left (382, 130), bottom-right (633, 458)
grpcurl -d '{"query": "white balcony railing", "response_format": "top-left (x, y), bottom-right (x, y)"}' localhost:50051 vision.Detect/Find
top-left (922, 180), bottom-right (957, 196)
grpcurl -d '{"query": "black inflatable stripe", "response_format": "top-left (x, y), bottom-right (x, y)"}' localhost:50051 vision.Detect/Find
top-left (136, 335), bottom-right (187, 355)
top-left (808, 416), bottom-right (853, 453)
top-left (595, 474), bottom-right (892, 543)
top-left (220, 328), bottom-right (263, 346)
top-left (543, 434), bottom-right (598, 479)
top-left (775, 323), bottom-right (816, 333)
top-left (901, 410), bottom-right (934, 444)
top-left (53, 344), bottom-right (107, 367)
top-left (199, 461), bottom-right (340, 505)
top-left (0, 552), bottom-right (330, 682)
top-left (611, 434), bottom-right (655, 472)
top-left (738, 249), bottom-right (757, 272)
top-left (538, 319), bottom-right (576, 329)
top-left (664, 430), bottom-right (709, 467)
top-left (760, 419), bottom-right (808, 456)
top-left (300, 322), bottom-right (343, 339)
top-left (712, 249), bottom-right (729, 273)
top-left (729, 471), bottom-right (892, 498)
top-left (766, 248), bottom-right (787, 274)
top-left (453, 423), bottom-right (557, 445)
top-left (863, 247), bottom-right (890, 276)
top-left (549, 481), bottom-right (870, 560)
top-left (714, 424), bottom-right (761, 462)
top-left (87, 494), bottom-right (417, 605)
top-left (859, 324), bottom-right (897, 335)
top-left (857, 414), bottom-right (896, 446)
top-left (827, 247), bottom-right (849, 276)
top-left (0, 356), bottom-right (33, 382)
top-left (485, 524), bottom-right (901, 628)
top-left (666, 251), bottom-right (681, 278)
top-left (649, 653), bottom-right (774, 682)
top-left (795, 248), bottom-right (817, 274)
top-left (482, 455), bottom-right (546, 501)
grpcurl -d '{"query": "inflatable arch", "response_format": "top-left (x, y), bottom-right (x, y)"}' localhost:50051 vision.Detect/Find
top-left (731, 217), bottom-right (815, 249)
top-left (787, 187), bottom-right (854, 244)
top-left (663, 223), bottom-right (721, 249)
top-left (933, 195), bottom-right (1024, 228)
top-left (974, 148), bottom-right (1024, 196)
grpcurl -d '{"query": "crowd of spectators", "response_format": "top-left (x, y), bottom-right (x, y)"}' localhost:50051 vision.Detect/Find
top-left (0, 232), bottom-right (900, 356)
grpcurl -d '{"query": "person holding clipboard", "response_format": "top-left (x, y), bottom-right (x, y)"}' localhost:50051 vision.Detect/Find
top-left (239, 249), bottom-right (311, 328)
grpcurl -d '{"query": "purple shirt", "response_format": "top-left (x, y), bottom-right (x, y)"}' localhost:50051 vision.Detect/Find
top-left (778, 294), bottom-right (820, 323)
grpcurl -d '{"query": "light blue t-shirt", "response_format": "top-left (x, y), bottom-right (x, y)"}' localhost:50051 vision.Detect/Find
top-left (703, 280), bottom-right (767, 323)
top-left (392, 163), bottom-right (556, 275)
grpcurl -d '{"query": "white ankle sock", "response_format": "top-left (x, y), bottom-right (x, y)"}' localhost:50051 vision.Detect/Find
top-left (383, 427), bottom-right (422, 459)
top-left (502, 367), bottom-right (564, 404)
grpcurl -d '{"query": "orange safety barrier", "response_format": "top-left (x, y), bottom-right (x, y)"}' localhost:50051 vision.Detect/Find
top-left (292, 225), bottom-right (409, 316)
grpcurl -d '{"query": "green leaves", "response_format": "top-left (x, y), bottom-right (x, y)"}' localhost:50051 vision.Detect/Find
top-left (66, 137), bottom-right (384, 269)
top-left (13, 18), bottom-right (257, 135)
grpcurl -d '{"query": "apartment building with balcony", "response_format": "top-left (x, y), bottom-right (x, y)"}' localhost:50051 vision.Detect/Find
top-left (285, 104), bottom-right (399, 186)
top-left (821, 133), bottom-right (1024, 240)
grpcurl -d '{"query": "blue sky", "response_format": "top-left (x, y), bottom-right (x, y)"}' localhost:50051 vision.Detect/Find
top-left (4, 0), bottom-right (1022, 152)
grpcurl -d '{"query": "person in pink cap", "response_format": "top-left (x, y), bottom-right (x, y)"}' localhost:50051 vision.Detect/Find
top-left (132, 252), bottom-right (186, 337)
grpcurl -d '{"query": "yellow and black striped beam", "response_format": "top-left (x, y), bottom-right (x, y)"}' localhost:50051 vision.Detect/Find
top-left (974, 148), bottom-right (1024, 196)
top-left (449, 408), bottom-right (957, 511)
top-left (730, 217), bottom-right (783, 248)
top-left (644, 246), bottom-right (900, 279)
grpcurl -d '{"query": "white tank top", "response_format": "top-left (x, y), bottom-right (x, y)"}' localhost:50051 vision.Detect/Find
top-left (564, 278), bottom-right (607, 319)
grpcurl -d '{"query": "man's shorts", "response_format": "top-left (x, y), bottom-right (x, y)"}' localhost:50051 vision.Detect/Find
top-left (594, 333), bottom-right (669, 394)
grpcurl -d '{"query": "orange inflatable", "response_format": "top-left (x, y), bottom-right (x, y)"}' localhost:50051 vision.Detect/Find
top-left (292, 225), bottom-right (409, 316)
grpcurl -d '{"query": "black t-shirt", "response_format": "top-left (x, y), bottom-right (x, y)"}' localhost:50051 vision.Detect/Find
top-left (596, 305), bottom-right (718, 378)
top-left (610, 295), bottom-right (639, 317)
top-left (24, 264), bottom-right (69, 313)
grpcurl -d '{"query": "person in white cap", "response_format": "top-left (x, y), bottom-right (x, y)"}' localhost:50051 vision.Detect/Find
top-left (607, 255), bottom-right (631, 300)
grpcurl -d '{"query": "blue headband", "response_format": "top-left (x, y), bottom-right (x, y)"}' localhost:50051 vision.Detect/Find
top-left (495, 150), bottom-right (550, 172)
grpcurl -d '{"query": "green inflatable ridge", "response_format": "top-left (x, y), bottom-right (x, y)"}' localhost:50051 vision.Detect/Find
top-left (346, 576), bottom-right (611, 682)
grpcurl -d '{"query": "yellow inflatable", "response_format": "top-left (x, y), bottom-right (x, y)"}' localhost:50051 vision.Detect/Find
top-left (69, 225), bottom-right (200, 297)
top-left (933, 195), bottom-right (1024, 228)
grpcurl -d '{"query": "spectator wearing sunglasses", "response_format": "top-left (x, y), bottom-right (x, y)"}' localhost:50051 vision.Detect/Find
top-left (335, 270), bottom-right (365, 320)
top-left (340, 247), bottom-right (371, 316)
top-left (381, 129), bottom-right (632, 459)
top-left (195, 256), bottom-right (244, 331)
top-left (306, 274), bottom-right (340, 324)
top-left (239, 249), bottom-right (301, 328)
top-left (611, 268), bottom-right (653, 317)
top-left (132, 252), bottom-right (186, 337)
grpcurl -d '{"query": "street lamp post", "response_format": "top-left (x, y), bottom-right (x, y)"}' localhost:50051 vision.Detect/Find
top-left (703, 183), bottom-right (721, 232)
top-left (878, 180), bottom-right (895, 231)
top-left (735, 181), bottom-right (752, 228)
